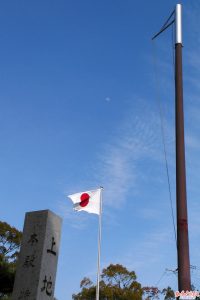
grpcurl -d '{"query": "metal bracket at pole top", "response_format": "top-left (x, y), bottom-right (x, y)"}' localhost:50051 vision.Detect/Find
top-left (175, 4), bottom-right (182, 44)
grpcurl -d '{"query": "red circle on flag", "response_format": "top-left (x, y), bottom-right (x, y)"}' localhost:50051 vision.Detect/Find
top-left (80, 193), bottom-right (90, 207)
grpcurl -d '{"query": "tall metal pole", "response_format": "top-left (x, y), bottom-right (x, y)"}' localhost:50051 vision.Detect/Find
top-left (175, 4), bottom-right (191, 291)
top-left (96, 187), bottom-right (103, 300)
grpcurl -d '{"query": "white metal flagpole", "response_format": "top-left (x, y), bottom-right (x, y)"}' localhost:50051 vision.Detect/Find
top-left (96, 187), bottom-right (103, 300)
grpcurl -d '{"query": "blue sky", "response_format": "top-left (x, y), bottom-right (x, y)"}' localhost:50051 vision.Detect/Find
top-left (1, 0), bottom-right (200, 299)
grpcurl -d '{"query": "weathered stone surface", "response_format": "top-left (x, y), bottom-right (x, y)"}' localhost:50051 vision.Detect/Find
top-left (11, 210), bottom-right (62, 300)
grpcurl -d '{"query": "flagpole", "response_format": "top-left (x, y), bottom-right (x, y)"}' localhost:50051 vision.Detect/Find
top-left (96, 187), bottom-right (103, 300)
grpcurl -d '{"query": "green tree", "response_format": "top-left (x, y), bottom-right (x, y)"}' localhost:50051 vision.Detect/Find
top-left (142, 287), bottom-right (160, 300)
top-left (162, 287), bottom-right (175, 300)
top-left (0, 221), bottom-right (22, 299)
top-left (72, 263), bottom-right (143, 300)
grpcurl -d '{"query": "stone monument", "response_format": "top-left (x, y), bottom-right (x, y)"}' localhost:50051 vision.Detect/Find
top-left (11, 210), bottom-right (62, 300)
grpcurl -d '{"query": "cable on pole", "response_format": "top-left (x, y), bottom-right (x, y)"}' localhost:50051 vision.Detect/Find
top-left (152, 9), bottom-right (175, 40)
top-left (155, 270), bottom-right (167, 286)
top-left (151, 39), bottom-right (177, 249)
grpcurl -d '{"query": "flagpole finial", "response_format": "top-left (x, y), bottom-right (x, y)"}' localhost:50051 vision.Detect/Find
top-left (175, 4), bottom-right (182, 44)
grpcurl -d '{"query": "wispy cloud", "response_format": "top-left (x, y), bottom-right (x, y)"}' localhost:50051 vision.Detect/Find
top-left (94, 97), bottom-right (175, 209)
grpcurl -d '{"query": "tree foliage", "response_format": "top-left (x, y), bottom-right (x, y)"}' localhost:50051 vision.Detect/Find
top-left (72, 264), bottom-right (176, 300)
top-left (142, 287), bottom-right (160, 300)
top-left (162, 287), bottom-right (175, 300)
top-left (0, 221), bottom-right (22, 262)
top-left (72, 263), bottom-right (143, 300)
top-left (0, 221), bottom-right (22, 298)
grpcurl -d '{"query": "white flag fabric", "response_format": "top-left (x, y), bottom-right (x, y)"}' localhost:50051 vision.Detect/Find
top-left (68, 188), bottom-right (101, 215)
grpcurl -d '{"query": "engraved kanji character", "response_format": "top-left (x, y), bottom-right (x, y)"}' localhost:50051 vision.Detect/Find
top-left (23, 254), bottom-right (36, 268)
top-left (28, 233), bottom-right (38, 245)
top-left (41, 275), bottom-right (53, 296)
top-left (47, 237), bottom-right (56, 256)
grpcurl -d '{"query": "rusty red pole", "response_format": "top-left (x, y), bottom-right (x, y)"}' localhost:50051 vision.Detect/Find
top-left (175, 3), bottom-right (191, 291)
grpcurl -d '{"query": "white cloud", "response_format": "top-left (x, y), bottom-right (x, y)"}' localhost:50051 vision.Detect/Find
top-left (94, 97), bottom-right (175, 209)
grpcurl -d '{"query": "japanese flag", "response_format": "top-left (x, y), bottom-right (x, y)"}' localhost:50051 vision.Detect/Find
top-left (68, 188), bottom-right (101, 215)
